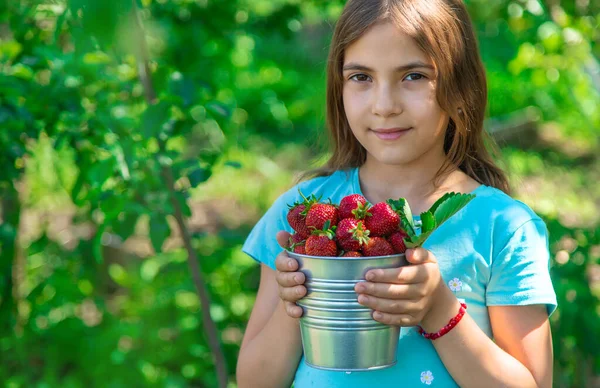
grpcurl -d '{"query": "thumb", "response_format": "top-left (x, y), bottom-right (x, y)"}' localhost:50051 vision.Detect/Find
top-left (405, 247), bottom-right (437, 264)
top-left (276, 230), bottom-right (293, 249)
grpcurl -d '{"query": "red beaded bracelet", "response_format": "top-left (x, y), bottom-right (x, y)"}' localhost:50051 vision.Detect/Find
top-left (418, 302), bottom-right (467, 340)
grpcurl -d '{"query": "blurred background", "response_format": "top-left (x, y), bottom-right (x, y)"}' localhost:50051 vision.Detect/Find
top-left (0, 0), bottom-right (599, 387)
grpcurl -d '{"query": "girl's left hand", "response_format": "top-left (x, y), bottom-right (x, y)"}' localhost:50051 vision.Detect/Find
top-left (354, 247), bottom-right (453, 328)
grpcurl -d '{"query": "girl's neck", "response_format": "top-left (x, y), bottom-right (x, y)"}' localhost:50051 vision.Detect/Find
top-left (358, 158), bottom-right (478, 214)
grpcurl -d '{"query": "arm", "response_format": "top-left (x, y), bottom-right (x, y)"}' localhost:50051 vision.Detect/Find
top-left (421, 285), bottom-right (553, 388)
top-left (356, 247), bottom-right (554, 388)
top-left (236, 264), bottom-right (304, 388)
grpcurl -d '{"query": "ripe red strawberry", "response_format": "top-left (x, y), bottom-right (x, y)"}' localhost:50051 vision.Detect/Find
top-left (305, 203), bottom-right (339, 231)
top-left (362, 237), bottom-right (395, 257)
top-left (286, 204), bottom-right (311, 238)
top-left (287, 191), bottom-right (320, 238)
top-left (341, 251), bottom-right (363, 257)
top-left (288, 233), bottom-right (306, 253)
top-left (335, 218), bottom-right (370, 251)
top-left (388, 230), bottom-right (408, 254)
top-left (305, 234), bottom-right (338, 257)
top-left (339, 194), bottom-right (370, 220)
top-left (289, 232), bottom-right (304, 245)
top-left (293, 243), bottom-right (306, 255)
top-left (364, 202), bottom-right (400, 237)
top-left (305, 221), bottom-right (337, 257)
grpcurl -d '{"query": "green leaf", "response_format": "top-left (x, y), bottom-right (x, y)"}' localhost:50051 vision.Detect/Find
top-left (432, 193), bottom-right (475, 227)
top-left (405, 232), bottom-right (433, 249)
top-left (420, 211), bottom-right (436, 234)
top-left (174, 191), bottom-right (192, 218)
top-left (387, 198), bottom-right (416, 238)
top-left (93, 223), bottom-right (107, 264)
top-left (82, 51), bottom-right (112, 65)
top-left (0, 41), bottom-right (23, 61)
top-left (206, 101), bottom-right (230, 118)
top-left (429, 192), bottom-right (454, 215)
top-left (224, 161), bottom-right (242, 169)
top-left (403, 192), bottom-right (475, 248)
top-left (149, 215), bottom-right (171, 254)
top-left (188, 167), bottom-right (211, 188)
top-left (99, 193), bottom-right (125, 220)
top-left (142, 101), bottom-right (171, 139)
top-left (113, 211), bottom-right (139, 242)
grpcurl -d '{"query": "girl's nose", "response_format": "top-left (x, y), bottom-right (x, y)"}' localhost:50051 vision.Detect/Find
top-left (371, 84), bottom-right (403, 117)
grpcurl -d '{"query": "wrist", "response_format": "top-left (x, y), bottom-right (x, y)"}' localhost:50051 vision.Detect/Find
top-left (420, 284), bottom-right (461, 333)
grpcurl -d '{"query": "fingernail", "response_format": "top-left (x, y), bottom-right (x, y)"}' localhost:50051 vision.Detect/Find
top-left (293, 275), bottom-right (299, 283)
top-left (366, 272), bottom-right (374, 281)
top-left (356, 283), bottom-right (364, 292)
top-left (288, 260), bottom-right (294, 269)
top-left (358, 295), bottom-right (369, 304)
top-left (373, 311), bottom-right (382, 319)
top-left (297, 287), bottom-right (303, 296)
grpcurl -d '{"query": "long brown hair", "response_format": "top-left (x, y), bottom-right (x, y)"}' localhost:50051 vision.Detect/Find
top-left (299, 0), bottom-right (510, 194)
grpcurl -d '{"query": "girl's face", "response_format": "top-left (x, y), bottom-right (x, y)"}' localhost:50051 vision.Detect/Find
top-left (342, 21), bottom-right (450, 168)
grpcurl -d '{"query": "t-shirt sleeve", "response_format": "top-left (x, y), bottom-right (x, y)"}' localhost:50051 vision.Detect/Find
top-left (486, 218), bottom-right (557, 316)
top-left (241, 190), bottom-right (294, 270)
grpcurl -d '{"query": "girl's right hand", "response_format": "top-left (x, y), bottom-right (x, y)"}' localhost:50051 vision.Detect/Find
top-left (275, 231), bottom-right (307, 318)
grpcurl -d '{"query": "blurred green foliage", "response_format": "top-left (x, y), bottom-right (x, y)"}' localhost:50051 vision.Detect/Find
top-left (0, 0), bottom-right (599, 387)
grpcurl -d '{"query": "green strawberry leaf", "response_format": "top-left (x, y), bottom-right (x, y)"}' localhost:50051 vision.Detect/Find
top-left (428, 192), bottom-right (454, 215)
top-left (420, 211), bottom-right (436, 234)
top-left (387, 198), bottom-right (416, 239)
top-left (405, 231), bottom-right (433, 249)
top-left (403, 192), bottom-right (475, 248)
top-left (433, 193), bottom-right (475, 227)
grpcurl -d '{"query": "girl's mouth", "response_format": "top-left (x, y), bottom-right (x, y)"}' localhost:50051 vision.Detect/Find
top-left (371, 127), bottom-right (412, 140)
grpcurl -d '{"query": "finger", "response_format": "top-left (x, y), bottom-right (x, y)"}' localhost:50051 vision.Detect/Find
top-left (276, 270), bottom-right (305, 288)
top-left (405, 247), bottom-right (437, 265)
top-left (276, 230), bottom-right (293, 249)
top-left (285, 301), bottom-right (303, 318)
top-left (355, 282), bottom-right (424, 299)
top-left (357, 294), bottom-right (420, 315)
top-left (279, 284), bottom-right (307, 302)
top-left (275, 252), bottom-right (298, 272)
top-left (364, 265), bottom-right (427, 284)
top-left (372, 311), bottom-right (417, 327)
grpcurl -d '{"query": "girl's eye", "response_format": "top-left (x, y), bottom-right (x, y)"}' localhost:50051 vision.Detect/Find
top-left (349, 73), bottom-right (371, 82)
top-left (405, 73), bottom-right (425, 81)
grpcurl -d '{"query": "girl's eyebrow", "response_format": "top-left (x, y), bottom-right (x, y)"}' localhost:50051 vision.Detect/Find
top-left (342, 61), bottom-right (434, 72)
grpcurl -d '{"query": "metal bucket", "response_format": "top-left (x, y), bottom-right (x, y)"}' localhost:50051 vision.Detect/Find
top-left (287, 251), bottom-right (408, 371)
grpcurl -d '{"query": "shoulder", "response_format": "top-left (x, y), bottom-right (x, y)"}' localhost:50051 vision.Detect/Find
top-left (468, 185), bottom-right (546, 239)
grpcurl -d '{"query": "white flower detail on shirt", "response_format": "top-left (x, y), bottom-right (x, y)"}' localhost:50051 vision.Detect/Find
top-left (421, 370), bottom-right (434, 385)
top-left (448, 277), bottom-right (463, 292)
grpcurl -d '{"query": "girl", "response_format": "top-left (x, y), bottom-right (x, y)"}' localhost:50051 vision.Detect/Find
top-left (236, 0), bottom-right (556, 387)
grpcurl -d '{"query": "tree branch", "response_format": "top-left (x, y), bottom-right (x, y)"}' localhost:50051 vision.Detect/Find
top-left (130, 2), bottom-right (228, 387)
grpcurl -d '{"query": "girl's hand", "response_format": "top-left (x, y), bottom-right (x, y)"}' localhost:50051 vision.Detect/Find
top-left (274, 231), bottom-right (307, 319)
top-left (354, 247), bottom-right (453, 328)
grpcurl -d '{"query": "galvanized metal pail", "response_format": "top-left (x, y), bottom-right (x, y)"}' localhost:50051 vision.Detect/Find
top-left (287, 251), bottom-right (408, 371)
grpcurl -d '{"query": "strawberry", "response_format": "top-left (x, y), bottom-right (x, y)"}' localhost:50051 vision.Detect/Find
top-left (305, 203), bottom-right (339, 231)
top-left (362, 236), bottom-right (395, 257)
top-left (339, 194), bottom-right (371, 220)
top-left (305, 221), bottom-right (337, 257)
top-left (289, 233), bottom-right (306, 254)
top-left (335, 218), bottom-right (370, 251)
top-left (287, 191), bottom-right (320, 238)
top-left (341, 251), bottom-right (363, 257)
top-left (305, 234), bottom-right (338, 257)
top-left (364, 202), bottom-right (400, 237)
top-left (286, 204), bottom-right (311, 238)
top-left (388, 230), bottom-right (408, 254)
top-left (293, 243), bottom-right (306, 255)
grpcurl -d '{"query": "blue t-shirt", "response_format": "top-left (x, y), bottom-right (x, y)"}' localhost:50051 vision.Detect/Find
top-left (242, 167), bottom-right (557, 387)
